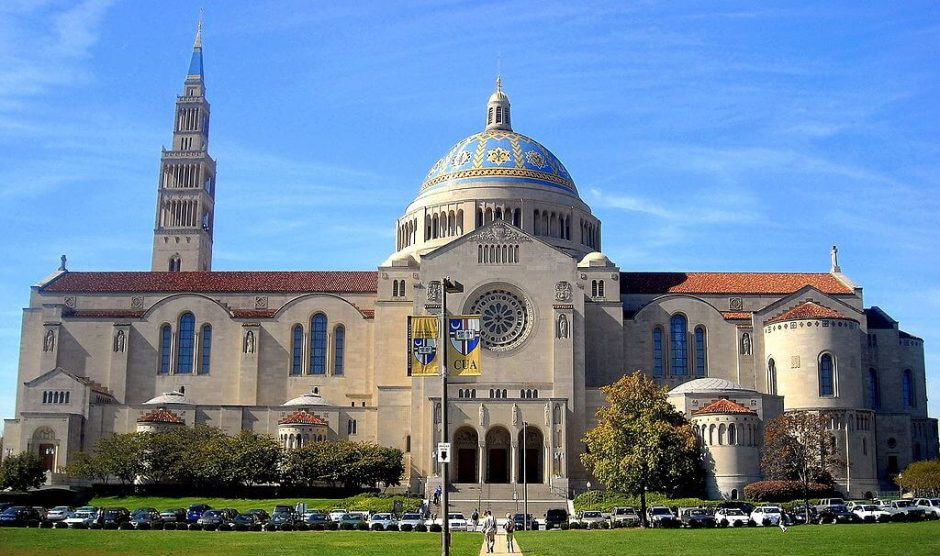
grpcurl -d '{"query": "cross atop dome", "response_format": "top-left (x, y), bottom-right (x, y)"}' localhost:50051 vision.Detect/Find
top-left (486, 75), bottom-right (512, 131)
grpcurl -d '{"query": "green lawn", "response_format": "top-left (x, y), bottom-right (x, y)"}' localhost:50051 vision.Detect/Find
top-left (516, 521), bottom-right (940, 555)
top-left (0, 529), bottom-right (483, 556)
top-left (88, 494), bottom-right (420, 513)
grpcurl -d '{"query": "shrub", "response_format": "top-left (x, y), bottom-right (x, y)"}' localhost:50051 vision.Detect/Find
top-left (53, 521), bottom-right (67, 529)
top-left (189, 523), bottom-right (203, 531)
top-left (218, 524), bottom-right (231, 531)
top-left (263, 523), bottom-right (277, 532)
top-left (89, 523), bottom-right (102, 530)
top-left (151, 522), bottom-right (163, 530)
top-left (743, 480), bottom-right (834, 502)
top-left (326, 522), bottom-right (339, 531)
top-left (251, 524), bottom-right (263, 532)
top-left (370, 523), bottom-right (384, 531)
top-left (311, 523), bottom-right (325, 531)
top-left (386, 523), bottom-right (399, 531)
top-left (104, 522), bottom-right (119, 530)
top-left (279, 524), bottom-right (293, 532)
top-left (118, 522), bottom-right (135, 530)
top-left (202, 523), bottom-right (218, 531)
top-left (137, 522), bottom-right (151, 530)
top-left (340, 523), bottom-right (354, 531)
top-left (559, 522), bottom-right (569, 530)
top-left (415, 523), bottom-right (428, 532)
top-left (356, 522), bottom-right (369, 531)
top-left (40, 520), bottom-right (54, 529)
top-left (234, 524), bottom-right (248, 532)
top-left (429, 523), bottom-right (442, 533)
top-left (400, 523), bottom-right (413, 532)
top-left (296, 523), bottom-right (309, 531)
top-left (73, 522), bottom-right (88, 530)
top-left (26, 519), bottom-right (40, 528)
top-left (718, 519), bottom-right (728, 528)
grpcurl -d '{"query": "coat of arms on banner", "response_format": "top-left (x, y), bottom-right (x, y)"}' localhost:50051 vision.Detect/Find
top-left (448, 315), bottom-right (481, 376)
top-left (408, 316), bottom-right (440, 376)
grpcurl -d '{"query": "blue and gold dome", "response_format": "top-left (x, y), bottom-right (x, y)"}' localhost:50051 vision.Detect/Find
top-left (419, 78), bottom-right (577, 197)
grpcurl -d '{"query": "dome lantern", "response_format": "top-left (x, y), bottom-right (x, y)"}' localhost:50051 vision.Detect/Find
top-left (486, 76), bottom-right (512, 131)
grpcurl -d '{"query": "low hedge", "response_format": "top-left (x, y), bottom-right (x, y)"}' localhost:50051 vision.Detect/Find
top-left (40, 520), bottom-right (54, 529)
top-left (415, 524), bottom-right (428, 532)
top-left (117, 522), bottom-right (135, 530)
top-left (370, 523), bottom-right (384, 531)
top-left (400, 523), bottom-right (413, 532)
top-left (339, 523), bottom-right (354, 531)
top-left (743, 480), bottom-right (836, 502)
top-left (386, 523), bottom-right (399, 531)
top-left (189, 523), bottom-right (203, 531)
top-left (356, 522), bottom-right (369, 531)
top-left (311, 523), bottom-right (325, 531)
top-left (429, 523), bottom-right (442, 533)
top-left (137, 522), bottom-right (151, 530)
top-left (263, 523), bottom-right (277, 532)
top-left (325, 522), bottom-right (339, 531)
top-left (251, 524), bottom-right (263, 532)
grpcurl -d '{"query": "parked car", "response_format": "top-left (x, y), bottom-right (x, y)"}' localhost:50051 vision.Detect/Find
top-left (130, 508), bottom-right (162, 527)
top-left (398, 512), bottom-right (425, 528)
top-left (577, 510), bottom-right (607, 527)
top-left (611, 507), bottom-right (640, 527)
top-left (101, 507), bottom-right (131, 526)
top-left (198, 509), bottom-right (238, 527)
top-left (439, 512), bottom-right (469, 532)
top-left (232, 513), bottom-right (263, 528)
top-left (543, 508), bottom-right (568, 530)
top-left (713, 508), bottom-right (750, 527)
top-left (64, 509), bottom-right (99, 528)
top-left (368, 512), bottom-right (398, 529)
top-left (0, 506), bottom-right (44, 525)
top-left (716, 501), bottom-right (755, 516)
top-left (788, 502), bottom-right (818, 524)
top-left (913, 498), bottom-right (940, 518)
top-left (680, 507), bottom-right (716, 528)
top-left (186, 504), bottom-right (211, 523)
top-left (750, 505), bottom-right (783, 526)
top-left (512, 513), bottom-right (535, 530)
top-left (160, 508), bottom-right (186, 523)
top-left (647, 506), bottom-right (677, 528)
top-left (305, 513), bottom-right (329, 526)
top-left (816, 504), bottom-right (857, 524)
top-left (32, 507), bottom-right (48, 520)
top-left (46, 506), bottom-right (74, 522)
top-left (244, 509), bottom-right (270, 523)
top-left (302, 508), bottom-right (324, 520)
top-left (851, 504), bottom-right (891, 522)
top-left (270, 507), bottom-right (297, 527)
top-left (328, 508), bottom-right (349, 522)
top-left (816, 498), bottom-right (846, 511)
top-left (884, 499), bottom-right (926, 520)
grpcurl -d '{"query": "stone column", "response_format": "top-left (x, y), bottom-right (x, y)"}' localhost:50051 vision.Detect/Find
top-left (510, 441), bottom-right (518, 484)
top-left (478, 441), bottom-right (486, 484)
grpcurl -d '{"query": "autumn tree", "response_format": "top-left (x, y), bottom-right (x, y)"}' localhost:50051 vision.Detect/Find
top-left (896, 459), bottom-right (940, 497)
top-left (581, 371), bottom-right (701, 527)
top-left (761, 411), bottom-right (845, 522)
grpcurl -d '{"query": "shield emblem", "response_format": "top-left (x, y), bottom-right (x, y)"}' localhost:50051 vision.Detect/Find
top-left (412, 338), bottom-right (437, 365)
top-left (449, 317), bottom-right (481, 355)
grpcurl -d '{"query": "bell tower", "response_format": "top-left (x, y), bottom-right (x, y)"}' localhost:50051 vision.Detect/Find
top-left (151, 20), bottom-right (217, 272)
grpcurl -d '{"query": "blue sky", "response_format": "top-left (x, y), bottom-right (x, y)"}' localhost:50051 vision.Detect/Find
top-left (0, 0), bottom-right (938, 432)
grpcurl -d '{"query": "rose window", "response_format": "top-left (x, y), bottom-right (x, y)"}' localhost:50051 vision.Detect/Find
top-left (469, 289), bottom-right (530, 350)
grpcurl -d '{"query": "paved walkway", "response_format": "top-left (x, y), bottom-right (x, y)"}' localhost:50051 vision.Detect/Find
top-left (478, 531), bottom-right (523, 555)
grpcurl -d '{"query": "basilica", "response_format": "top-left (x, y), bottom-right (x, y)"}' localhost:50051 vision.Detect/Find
top-left (3, 27), bottom-right (937, 507)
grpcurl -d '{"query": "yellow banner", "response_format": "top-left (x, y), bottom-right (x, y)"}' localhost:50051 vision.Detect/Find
top-left (408, 316), bottom-right (440, 377)
top-left (447, 315), bottom-right (482, 377)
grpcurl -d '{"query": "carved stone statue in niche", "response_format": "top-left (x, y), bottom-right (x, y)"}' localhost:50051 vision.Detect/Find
top-left (557, 313), bottom-right (569, 339)
top-left (553, 403), bottom-right (562, 425)
top-left (114, 330), bottom-right (125, 353)
top-left (435, 402), bottom-right (442, 424)
top-left (43, 329), bottom-right (55, 352)
top-left (427, 281), bottom-right (441, 302)
top-left (741, 332), bottom-right (752, 355)
top-left (244, 330), bottom-right (255, 354)
top-left (544, 402), bottom-right (551, 426)
top-left (555, 281), bottom-right (572, 302)
top-left (478, 403), bottom-right (485, 426)
top-left (512, 403), bottom-right (519, 427)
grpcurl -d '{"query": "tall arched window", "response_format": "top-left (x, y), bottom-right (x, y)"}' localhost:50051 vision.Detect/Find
top-left (867, 368), bottom-right (880, 409)
top-left (591, 280), bottom-right (598, 297)
top-left (291, 325), bottom-right (303, 376)
top-left (199, 324), bottom-right (212, 374)
top-left (819, 354), bottom-right (835, 397)
top-left (767, 358), bottom-right (777, 395)
top-left (177, 313), bottom-right (195, 373)
top-left (694, 326), bottom-right (707, 377)
top-left (652, 327), bottom-right (664, 377)
top-left (670, 314), bottom-right (689, 376)
top-left (333, 325), bottom-right (345, 375)
top-left (159, 324), bottom-right (172, 374)
top-left (310, 314), bottom-right (327, 375)
top-left (902, 369), bottom-right (915, 407)
top-left (597, 280), bottom-right (605, 297)
top-left (729, 423), bottom-right (737, 445)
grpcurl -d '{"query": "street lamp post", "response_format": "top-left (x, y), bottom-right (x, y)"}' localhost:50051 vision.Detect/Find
top-left (440, 276), bottom-right (462, 556)
top-left (523, 420), bottom-right (529, 531)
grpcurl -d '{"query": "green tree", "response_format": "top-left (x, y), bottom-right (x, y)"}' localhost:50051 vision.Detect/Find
top-left (761, 411), bottom-right (845, 523)
top-left (94, 433), bottom-right (147, 490)
top-left (228, 430), bottom-right (283, 487)
top-left (581, 371), bottom-right (701, 527)
top-left (896, 459), bottom-right (940, 497)
top-left (0, 452), bottom-right (47, 491)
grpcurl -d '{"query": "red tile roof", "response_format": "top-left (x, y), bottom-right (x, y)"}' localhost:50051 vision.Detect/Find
top-left (619, 272), bottom-right (853, 295)
top-left (360, 309), bottom-right (375, 319)
top-left (279, 410), bottom-right (328, 426)
top-left (42, 271), bottom-right (378, 294)
top-left (766, 301), bottom-right (856, 325)
top-left (721, 311), bottom-right (751, 320)
top-left (692, 399), bottom-right (757, 416)
top-left (137, 408), bottom-right (185, 424)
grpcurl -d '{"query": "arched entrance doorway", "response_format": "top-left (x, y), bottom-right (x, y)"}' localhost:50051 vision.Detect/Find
top-left (485, 427), bottom-right (511, 483)
top-left (31, 426), bottom-right (58, 473)
top-left (454, 427), bottom-right (479, 483)
top-left (517, 426), bottom-right (544, 484)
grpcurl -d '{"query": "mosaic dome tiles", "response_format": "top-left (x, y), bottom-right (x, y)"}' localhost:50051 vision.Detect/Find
top-left (421, 130), bottom-right (576, 195)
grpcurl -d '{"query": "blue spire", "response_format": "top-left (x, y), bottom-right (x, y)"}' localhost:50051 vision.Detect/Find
top-left (186, 19), bottom-right (203, 81)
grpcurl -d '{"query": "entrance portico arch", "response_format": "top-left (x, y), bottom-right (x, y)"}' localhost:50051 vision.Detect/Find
top-left (517, 425), bottom-right (544, 484)
top-left (485, 426), bottom-right (511, 483)
top-left (454, 426), bottom-right (479, 483)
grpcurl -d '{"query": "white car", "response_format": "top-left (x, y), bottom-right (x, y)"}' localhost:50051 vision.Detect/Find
top-left (750, 505), bottom-right (783, 526)
top-left (646, 506), bottom-right (676, 527)
top-left (851, 504), bottom-right (891, 521)
top-left (714, 508), bottom-right (750, 527)
top-left (367, 513), bottom-right (398, 529)
top-left (398, 512), bottom-right (425, 528)
top-left (328, 508), bottom-right (349, 522)
top-left (46, 506), bottom-right (73, 522)
top-left (435, 512), bottom-right (469, 531)
top-left (63, 510), bottom-right (98, 527)
top-left (578, 511), bottom-right (607, 526)
top-left (913, 498), bottom-right (940, 518)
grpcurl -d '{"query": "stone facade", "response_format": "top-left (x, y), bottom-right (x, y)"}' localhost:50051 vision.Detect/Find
top-left (2, 31), bottom-right (937, 501)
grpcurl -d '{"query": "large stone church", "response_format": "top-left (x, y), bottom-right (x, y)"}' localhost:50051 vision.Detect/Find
top-left (3, 28), bottom-right (937, 505)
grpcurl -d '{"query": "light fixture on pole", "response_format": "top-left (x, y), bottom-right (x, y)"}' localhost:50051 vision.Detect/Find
top-left (523, 420), bottom-right (529, 531)
top-left (439, 276), bottom-right (463, 556)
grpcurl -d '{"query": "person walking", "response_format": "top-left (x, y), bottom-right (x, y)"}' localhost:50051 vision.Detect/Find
top-left (504, 513), bottom-right (516, 552)
top-left (471, 509), bottom-right (479, 532)
top-left (778, 513), bottom-right (788, 532)
top-left (481, 510), bottom-right (497, 553)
